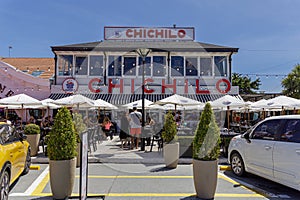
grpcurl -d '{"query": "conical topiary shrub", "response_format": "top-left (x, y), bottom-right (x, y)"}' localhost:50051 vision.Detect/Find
top-left (193, 102), bottom-right (220, 160)
top-left (162, 111), bottom-right (179, 168)
top-left (47, 106), bottom-right (77, 160)
top-left (162, 111), bottom-right (178, 144)
top-left (47, 106), bottom-right (77, 199)
top-left (192, 102), bottom-right (221, 199)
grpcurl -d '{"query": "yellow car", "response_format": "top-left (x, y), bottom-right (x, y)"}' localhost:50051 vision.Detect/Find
top-left (0, 122), bottom-right (31, 200)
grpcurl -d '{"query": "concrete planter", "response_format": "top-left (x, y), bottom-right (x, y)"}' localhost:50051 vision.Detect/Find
top-left (26, 134), bottom-right (40, 156)
top-left (49, 158), bottom-right (76, 199)
top-left (193, 159), bottom-right (218, 199)
top-left (163, 142), bottom-right (179, 168)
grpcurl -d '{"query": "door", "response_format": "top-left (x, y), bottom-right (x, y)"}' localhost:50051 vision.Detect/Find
top-left (244, 119), bottom-right (283, 178)
top-left (273, 119), bottom-right (300, 189)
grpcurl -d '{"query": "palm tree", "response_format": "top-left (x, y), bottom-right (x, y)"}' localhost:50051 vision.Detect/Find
top-left (231, 73), bottom-right (261, 94)
top-left (282, 64), bottom-right (300, 99)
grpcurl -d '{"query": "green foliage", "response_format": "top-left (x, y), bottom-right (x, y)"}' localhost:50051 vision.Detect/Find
top-left (282, 64), bottom-right (300, 99)
top-left (162, 111), bottom-right (178, 143)
top-left (193, 103), bottom-right (221, 161)
top-left (24, 123), bottom-right (40, 135)
top-left (72, 113), bottom-right (87, 143)
top-left (47, 107), bottom-right (77, 161)
top-left (232, 73), bottom-right (261, 94)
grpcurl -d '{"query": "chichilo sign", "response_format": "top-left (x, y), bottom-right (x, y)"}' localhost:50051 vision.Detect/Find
top-left (104, 26), bottom-right (195, 41)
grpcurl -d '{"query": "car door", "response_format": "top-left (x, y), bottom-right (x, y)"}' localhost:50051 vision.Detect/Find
top-left (273, 119), bottom-right (300, 189)
top-left (0, 124), bottom-right (19, 180)
top-left (244, 119), bottom-right (283, 179)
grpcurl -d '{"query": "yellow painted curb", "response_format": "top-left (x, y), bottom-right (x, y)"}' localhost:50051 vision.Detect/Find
top-left (219, 165), bottom-right (231, 171)
top-left (30, 165), bottom-right (40, 170)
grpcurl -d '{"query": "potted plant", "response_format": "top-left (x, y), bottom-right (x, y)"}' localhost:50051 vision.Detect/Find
top-left (161, 111), bottom-right (179, 168)
top-left (47, 106), bottom-right (77, 199)
top-left (72, 112), bottom-right (87, 167)
top-left (24, 123), bottom-right (41, 156)
top-left (192, 102), bottom-right (221, 199)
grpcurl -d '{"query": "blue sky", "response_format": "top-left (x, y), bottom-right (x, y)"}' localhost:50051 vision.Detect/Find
top-left (1, 0), bottom-right (300, 93)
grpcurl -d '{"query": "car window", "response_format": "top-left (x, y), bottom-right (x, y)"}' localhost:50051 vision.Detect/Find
top-left (0, 124), bottom-right (16, 144)
top-left (280, 119), bottom-right (300, 143)
top-left (251, 119), bottom-right (282, 140)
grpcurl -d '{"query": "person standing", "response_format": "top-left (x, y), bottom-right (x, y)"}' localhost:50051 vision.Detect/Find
top-left (129, 107), bottom-right (142, 149)
top-left (119, 112), bottom-right (130, 148)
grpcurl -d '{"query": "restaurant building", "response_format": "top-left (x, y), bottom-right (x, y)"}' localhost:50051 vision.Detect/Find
top-left (50, 26), bottom-right (239, 104)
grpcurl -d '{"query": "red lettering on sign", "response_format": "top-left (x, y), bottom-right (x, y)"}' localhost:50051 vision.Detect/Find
top-left (126, 29), bottom-right (133, 38)
top-left (216, 78), bottom-right (231, 94)
top-left (108, 79), bottom-right (123, 93)
top-left (196, 79), bottom-right (210, 94)
top-left (162, 79), bottom-right (176, 94)
top-left (144, 78), bottom-right (155, 93)
top-left (88, 78), bottom-right (102, 93)
top-left (178, 30), bottom-right (186, 38)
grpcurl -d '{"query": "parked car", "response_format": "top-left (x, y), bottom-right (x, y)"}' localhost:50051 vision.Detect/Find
top-left (0, 122), bottom-right (31, 200)
top-left (228, 115), bottom-right (300, 191)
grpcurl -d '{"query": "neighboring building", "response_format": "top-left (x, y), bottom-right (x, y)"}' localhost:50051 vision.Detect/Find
top-left (50, 26), bottom-right (239, 105)
top-left (0, 57), bottom-right (54, 80)
top-left (0, 60), bottom-right (50, 100)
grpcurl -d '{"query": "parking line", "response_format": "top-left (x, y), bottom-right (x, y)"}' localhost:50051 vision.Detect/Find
top-left (26, 172), bottom-right (266, 198)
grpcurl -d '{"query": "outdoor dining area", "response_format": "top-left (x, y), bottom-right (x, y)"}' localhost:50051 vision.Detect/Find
top-left (0, 93), bottom-right (300, 157)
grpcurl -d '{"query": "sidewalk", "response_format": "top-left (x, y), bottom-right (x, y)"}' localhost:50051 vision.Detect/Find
top-left (32, 136), bottom-right (228, 165)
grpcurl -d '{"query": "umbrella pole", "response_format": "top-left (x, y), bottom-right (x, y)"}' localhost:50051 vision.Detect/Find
top-left (227, 106), bottom-right (230, 130)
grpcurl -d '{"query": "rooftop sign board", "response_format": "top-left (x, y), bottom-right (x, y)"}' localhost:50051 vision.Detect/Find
top-left (104, 26), bottom-right (194, 41)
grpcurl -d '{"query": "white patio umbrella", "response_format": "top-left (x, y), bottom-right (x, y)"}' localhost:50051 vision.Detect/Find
top-left (53, 94), bottom-right (94, 110)
top-left (123, 99), bottom-right (162, 110)
top-left (153, 94), bottom-right (204, 111)
top-left (93, 98), bottom-right (118, 110)
top-left (0, 93), bottom-right (42, 123)
top-left (210, 95), bottom-right (247, 129)
top-left (265, 95), bottom-right (300, 110)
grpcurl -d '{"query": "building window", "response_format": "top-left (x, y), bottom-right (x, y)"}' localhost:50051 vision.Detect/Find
top-left (214, 56), bottom-right (227, 76)
top-left (185, 57), bottom-right (198, 76)
top-left (123, 57), bottom-right (137, 76)
top-left (138, 57), bottom-right (151, 76)
top-left (171, 56), bottom-right (184, 76)
top-left (108, 56), bottom-right (122, 76)
top-left (200, 57), bottom-right (212, 76)
top-left (58, 55), bottom-right (73, 76)
top-left (75, 56), bottom-right (88, 76)
top-left (153, 56), bottom-right (166, 77)
top-left (89, 55), bottom-right (103, 76)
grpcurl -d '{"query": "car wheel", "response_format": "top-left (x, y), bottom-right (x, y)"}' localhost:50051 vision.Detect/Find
top-left (22, 148), bottom-right (31, 175)
top-left (0, 170), bottom-right (10, 200)
top-left (230, 152), bottom-right (245, 176)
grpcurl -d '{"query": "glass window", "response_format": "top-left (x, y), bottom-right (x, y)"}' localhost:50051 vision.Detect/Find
top-left (252, 119), bottom-right (281, 140)
top-left (200, 57), bottom-right (212, 76)
top-left (108, 56), bottom-right (122, 76)
top-left (123, 57), bottom-right (137, 76)
top-left (89, 55), bottom-right (103, 76)
top-left (185, 57), bottom-right (198, 76)
top-left (138, 57), bottom-right (151, 76)
top-left (153, 56), bottom-right (166, 77)
top-left (214, 56), bottom-right (227, 76)
top-left (58, 55), bottom-right (73, 76)
top-left (280, 119), bottom-right (300, 143)
top-left (171, 56), bottom-right (184, 76)
top-left (75, 56), bottom-right (88, 76)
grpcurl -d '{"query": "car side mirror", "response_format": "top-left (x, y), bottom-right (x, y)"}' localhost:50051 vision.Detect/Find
top-left (243, 132), bottom-right (251, 143)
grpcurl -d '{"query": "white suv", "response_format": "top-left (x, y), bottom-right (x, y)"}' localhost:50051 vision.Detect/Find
top-left (228, 115), bottom-right (300, 191)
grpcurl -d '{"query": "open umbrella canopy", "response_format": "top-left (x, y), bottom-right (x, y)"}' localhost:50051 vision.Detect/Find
top-left (93, 98), bottom-right (118, 110)
top-left (53, 94), bottom-right (94, 108)
top-left (123, 99), bottom-right (162, 109)
top-left (0, 93), bottom-right (41, 106)
top-left (210, 95), bottom-right (246, 109)
top-left (265, 95), bottom-right (300, 109)
top-left (153, 94), bottom-right (204, 107)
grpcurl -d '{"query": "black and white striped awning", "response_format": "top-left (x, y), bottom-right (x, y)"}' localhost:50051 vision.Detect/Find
top-left (49, 93), bottom-right (242, 106)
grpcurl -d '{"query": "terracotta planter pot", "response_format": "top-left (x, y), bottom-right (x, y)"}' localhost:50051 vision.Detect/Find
top-left (193, 159), bottom-right (218, 199)
top-left (163, 142), bottom-right (179, 168)
top-left (26, 134), bottom-right (40, 156)
top-left (49, 158), bottom-right (76, 199)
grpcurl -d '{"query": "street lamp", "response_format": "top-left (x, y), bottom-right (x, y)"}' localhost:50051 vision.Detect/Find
top-left (136, 48), bottom-right (151, 151)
